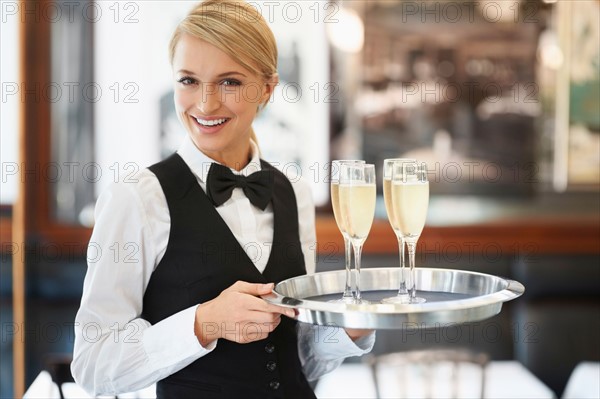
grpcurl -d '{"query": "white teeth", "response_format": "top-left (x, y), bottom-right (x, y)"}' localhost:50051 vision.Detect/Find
top-left (195, 117), bottom-right (227, 126)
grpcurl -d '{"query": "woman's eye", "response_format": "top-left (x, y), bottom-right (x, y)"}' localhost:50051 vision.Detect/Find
top-left (177, 77), bottom-right (197, 86)
top-left (222, 79), bottom-right (242, 86)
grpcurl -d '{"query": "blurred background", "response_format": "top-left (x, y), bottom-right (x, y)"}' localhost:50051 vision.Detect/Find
top-left (1, 0), bottom-right (598, 398)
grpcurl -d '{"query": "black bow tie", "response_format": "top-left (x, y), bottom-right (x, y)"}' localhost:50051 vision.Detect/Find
top-left (206, 163), bottom-right (274, 210)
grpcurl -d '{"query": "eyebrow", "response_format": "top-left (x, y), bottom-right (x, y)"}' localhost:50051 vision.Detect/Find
top-left (177, 69), bottom-right (247, 78)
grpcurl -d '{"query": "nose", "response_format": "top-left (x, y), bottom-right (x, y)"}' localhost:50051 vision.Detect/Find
top-left (196, 82), bottom-right (221, 114)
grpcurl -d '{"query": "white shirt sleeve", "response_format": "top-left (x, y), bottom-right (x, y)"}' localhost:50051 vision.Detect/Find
top-left (291, 178), bottom-right (376, 381)
top-left (71, 172), bottom-right (216, 396)
top-left (297, 323), bottom-right (376, 381)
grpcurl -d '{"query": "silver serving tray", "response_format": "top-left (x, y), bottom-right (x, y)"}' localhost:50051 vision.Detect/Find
top-left (263, 267), bottom-right (524, 329)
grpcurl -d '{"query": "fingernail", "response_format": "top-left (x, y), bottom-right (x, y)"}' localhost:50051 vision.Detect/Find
top-left (266, 283), bottom-right (274, 289)
top-left (286, 309), bottom-right (295, 317)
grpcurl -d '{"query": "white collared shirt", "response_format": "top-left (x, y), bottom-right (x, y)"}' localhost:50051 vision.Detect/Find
top-left (71, 136), bottom-right (374, 396)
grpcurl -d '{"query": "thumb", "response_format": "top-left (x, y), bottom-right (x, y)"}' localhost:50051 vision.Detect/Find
top-left (230, 281), bottom-right (274, 296)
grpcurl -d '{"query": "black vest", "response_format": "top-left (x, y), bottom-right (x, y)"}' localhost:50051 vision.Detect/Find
top-left (143, 154), bottom-right (315, 399)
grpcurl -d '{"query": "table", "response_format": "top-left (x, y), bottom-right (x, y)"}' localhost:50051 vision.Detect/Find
top-left (23, 372), bottom-right (156, 399)
top-left (314, 361), bottom-right (556, 399)
top-left (562, 362), bottom-right (600, 399)
top-left (24, 360), bottom-right (557, 399)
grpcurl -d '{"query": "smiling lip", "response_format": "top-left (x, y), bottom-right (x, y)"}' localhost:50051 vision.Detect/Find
top-left (190, 115), bottom-right (231, 134)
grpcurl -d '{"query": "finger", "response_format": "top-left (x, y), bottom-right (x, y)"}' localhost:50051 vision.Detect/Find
top-left (345, 328), bottom-right (374, 341)
top-left (243, 334), bottom-right (268, 344)
top-left (261, 313), bottom-right (282, 331)
top-left (229, 281), bottom-right (274, 296)
top-left (246, 296), bottom-right (295, 317)
top-left (267, 317), bottom-right (282, 332)
top-left (240, 323), bottom-right (270, 342)
top-left (246, 311), bottom-right (281, 325)
top-left (245, 316), bottom-right (281, 335)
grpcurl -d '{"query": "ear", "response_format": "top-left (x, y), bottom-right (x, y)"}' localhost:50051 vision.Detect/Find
top-left (261, 73), bottom-right (279, 105)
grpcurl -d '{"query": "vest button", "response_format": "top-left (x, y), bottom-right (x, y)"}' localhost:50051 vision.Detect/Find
top-left (264, 342), bottom-right (275, 353)
top-left (266, 360), bottom-right (277, 372)
top-left (269, 380), bottom-right (280, 390)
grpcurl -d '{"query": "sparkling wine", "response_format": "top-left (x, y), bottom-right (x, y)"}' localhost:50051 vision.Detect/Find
top-left (339, 183), bottom-right (376, 240)
top-left (392, 181), bottom-right (429, 238)
top-left (331, 182), bottom-right (346, 234)
top-left (383, 178), bottom-right (399, 231)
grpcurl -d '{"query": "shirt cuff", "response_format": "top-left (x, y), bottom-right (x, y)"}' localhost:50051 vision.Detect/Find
top-left (309, 325), bottom-right (376, 360)
top-left (143, 305), bottom-right (217, 369)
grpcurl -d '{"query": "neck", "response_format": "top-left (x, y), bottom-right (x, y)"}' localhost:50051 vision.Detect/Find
top-left (202, 143), bottom-right (252, 171)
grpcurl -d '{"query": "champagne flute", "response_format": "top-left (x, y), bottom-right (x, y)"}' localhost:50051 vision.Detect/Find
top-left (339, 163), bottom-right (376, 303)
top-left (382, 158), bottom-right (416, 304)
top-left (391, 161), bottom-right (429, 304)
top-left (331, 160), bottom-right (365, 302)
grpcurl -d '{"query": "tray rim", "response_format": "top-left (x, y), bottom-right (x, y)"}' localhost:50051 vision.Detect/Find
top-left (264, 267), bottom-right (525, 315)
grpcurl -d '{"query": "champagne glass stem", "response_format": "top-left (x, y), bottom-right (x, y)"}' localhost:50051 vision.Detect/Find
top-left (406, 241), bottom-right (418, 302)
top-left (342, 237), bottom-right (353, 300)
top-left (397, 237), bottom-right (408, 296)
top-left (352, 241), bottom-right (364, 302)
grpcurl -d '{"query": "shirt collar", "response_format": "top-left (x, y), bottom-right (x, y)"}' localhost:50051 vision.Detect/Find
top-left (177, 135), bottom-right (261, 183)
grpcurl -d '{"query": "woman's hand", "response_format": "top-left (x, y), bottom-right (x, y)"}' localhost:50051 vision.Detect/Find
top-left (194, 281), bottom-right (295, 346)
top-left (344, 328), bottom-right (374, 342)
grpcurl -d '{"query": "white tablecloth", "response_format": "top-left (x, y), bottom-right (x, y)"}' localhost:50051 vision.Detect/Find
top-left (23, 373), bottom-right (156, 399)
top-left (24, 360), bottom-right (559, 399)
top-left (562, 362), bottom-right (600, 399)
top-left (314, 361), bottom-right (557, 399)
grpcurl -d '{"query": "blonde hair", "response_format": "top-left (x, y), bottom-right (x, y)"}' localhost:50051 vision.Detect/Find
top-left (170, 0), bottom-right (279, 148)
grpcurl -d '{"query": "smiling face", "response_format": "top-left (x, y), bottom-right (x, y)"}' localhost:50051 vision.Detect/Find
top-left (172, 34), bottom-right (276, 168)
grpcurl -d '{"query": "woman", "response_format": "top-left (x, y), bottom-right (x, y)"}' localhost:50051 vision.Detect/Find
top-left (71, 1), bottom-right (374, 398)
